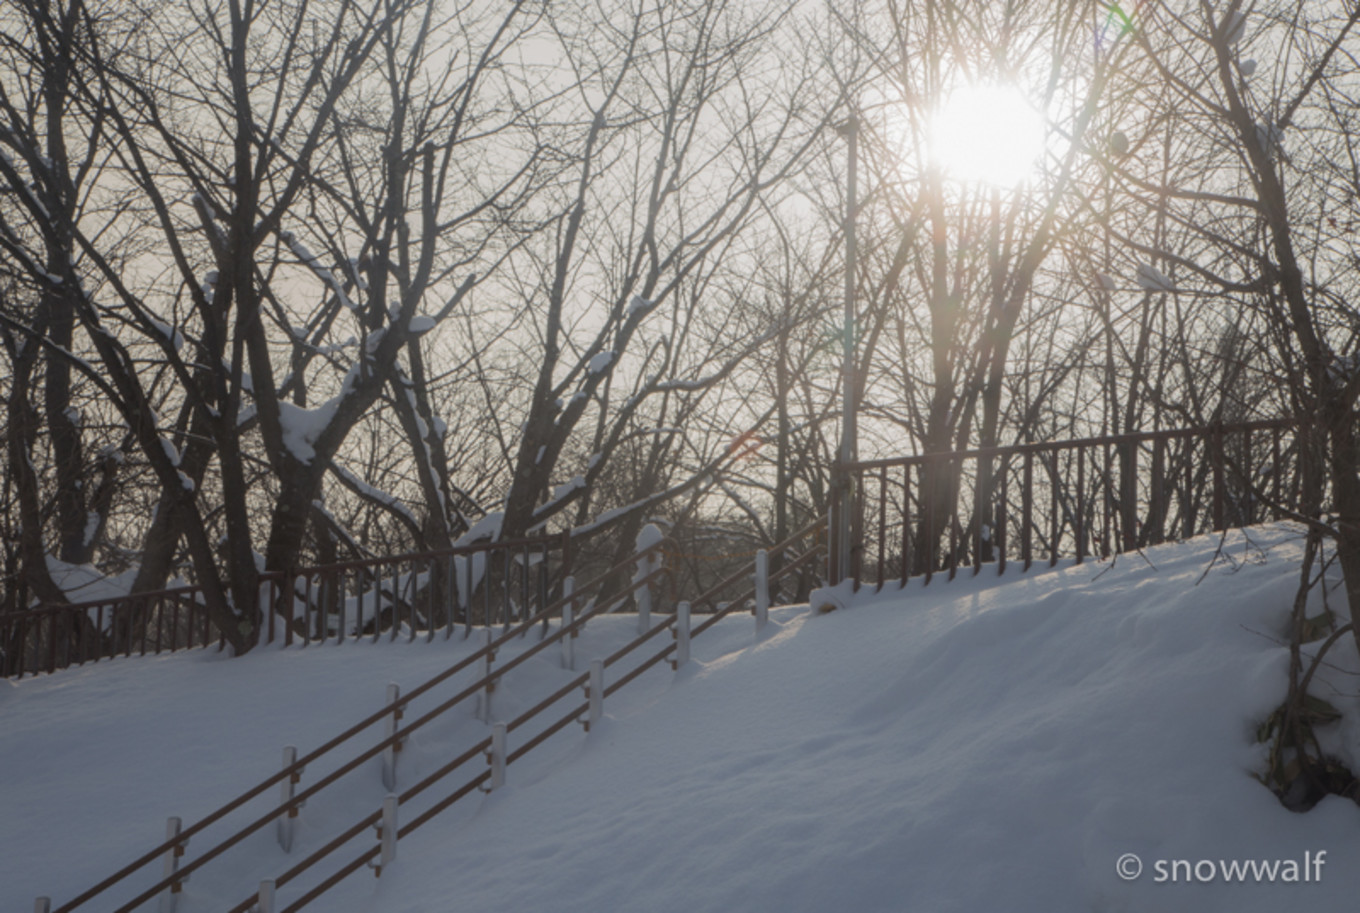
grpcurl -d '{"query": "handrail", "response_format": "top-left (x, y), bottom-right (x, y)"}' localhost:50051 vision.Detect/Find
top-left (288, 531), bottom-right (566, 577)
top-left (842, 416), bottom-right (1299, 472)
top-left (8, 583), bottom-right (207, 619)
top-left (53, 537), bottom-right (667, 913)
top-left (219, 522), bottom-right (826, 912)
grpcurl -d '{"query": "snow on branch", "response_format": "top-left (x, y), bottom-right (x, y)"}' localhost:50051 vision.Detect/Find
top-left (278, 397), bottom-right (341, 464)
top-left (280, 229), bottom-right (356, 312)
top-left (532, 475), bottom-right (588, 519)
top-left (652, 324), bottom-right (780, 393)
top-left (327, 462), bottom-right (422, 537)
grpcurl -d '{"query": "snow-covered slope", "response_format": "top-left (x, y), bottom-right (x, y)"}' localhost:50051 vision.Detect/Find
top-left (5, 524), bottom-right (1359, 912)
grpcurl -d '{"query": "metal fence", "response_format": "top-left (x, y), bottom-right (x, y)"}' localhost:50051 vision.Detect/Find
top-left (2, 532), bottom-right (572, 678)
top-left (830, 417), bottom-right (1307, 588)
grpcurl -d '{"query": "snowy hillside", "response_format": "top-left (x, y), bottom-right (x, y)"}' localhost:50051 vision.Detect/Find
top-left (5, 524), bottom-right (1359, 912)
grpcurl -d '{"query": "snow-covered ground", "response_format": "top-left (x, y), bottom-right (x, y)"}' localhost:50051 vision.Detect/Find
top-left (5, 523), bottom-right (1359, 912)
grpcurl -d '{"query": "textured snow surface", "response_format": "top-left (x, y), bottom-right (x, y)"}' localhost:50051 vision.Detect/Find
top-left (6, 524), bottom-right (1360, 912)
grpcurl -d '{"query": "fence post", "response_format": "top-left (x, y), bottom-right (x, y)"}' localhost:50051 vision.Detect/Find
top-left (255, 880), bottom-right (275, 913)
top-left (585, 659), bottom-right (603, 731)
top-left (973, 454), bottom-right (989, 574)
top-left (561, 576), bottom-right (576, 671)
top-left (277, 746), bottom-right (301, 852)
top-left (1120, 439), bottom-right (1138, 552)
top-left (376, 794), bottom-right (398, 876)
top-left (754, 550), bottom-right (770, 632)
top-left (35, 899), bottom-right (50, 913)
top-left (444, 555), bottom-right (457, 640)
top-left (381, 683), bottom-right (402, 791)
top-left (671, 602), bottom-right (690, 670)
top-left (158, 816), bottom-right (185, 913)
top-left (489, 722), bottom-right (507, 789)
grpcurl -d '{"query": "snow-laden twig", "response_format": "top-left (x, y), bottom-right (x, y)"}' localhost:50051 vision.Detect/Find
top-left (328, 462), bottom-right (422, 536)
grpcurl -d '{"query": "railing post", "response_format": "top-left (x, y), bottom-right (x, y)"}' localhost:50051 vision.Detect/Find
top-left (828, 475), bottom-right (843, 585)
top-left (585, 659), bottom-right (603, 731)
top-left (561, 528), bottom-right (574, 594)
top-left (1150, 436), bottom-right (1166, 546)
top-left (35, 898), bottom-right (50, 913)
top-left (277, 746), bottom-right (301, 852)
top-left (924, 456), bottom-right (937, 584)
top-left (478, 628), bottom-right (495, 722)
top-left (876, 465), bottom-right (888, 587)
top-left (158, 816), bottom-right (185, 913)
top-left (426, 556), bottom-right (437, 644)
top-left (255, 880), bottom-right (275, 913)
top-left (671, 601), bottom-right (691, 670)
top-left (444, 554), bottom-right (457, 640)
top-left (850, 464), bottom-right (864, 587)
top-left (282, 571), bottom-right (295, 648)
top-left (1022, 451), bottom-right (1033, 571)
top-left (1050, 449), bottom-right (1061, 567)
top-left (391, 561), bottom-right (402, 642)
top-left (292, 568), bottom-right (305, 645)
top-left (754, 550), bottom-right (770, 632)
top-left (1212, 423), bottom-right (1226, 531)
top-left (537, 540), bottom-right (551, 637)
top-left (1121, 439), bottom-right (1138, 552)
top-left (381, 683), bottom-right (402, 791)
top-left (973, 453), bottom-right (989, 574)
top-left (997, 456), bottom-right (1009, 576)
top-left (489, 722), bottom-right (507, 789)
top-left (561, 576), bottom-right (576, 671)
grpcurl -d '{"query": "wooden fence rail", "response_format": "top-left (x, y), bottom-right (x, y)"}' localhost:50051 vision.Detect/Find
top-left (47, 535), bottom-right (662, 913)
top-left (42, 521), bottom-right (822, 912)
top-left (222, 520), bottom-right (824, 913)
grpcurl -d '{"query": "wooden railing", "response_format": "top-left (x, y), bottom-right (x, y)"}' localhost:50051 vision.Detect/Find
top-left (830, 418), bottom-right (1307, 588)
top-left (44, 535), bottom-right (659, 913)
top-left (2, 532), bottom-right (571, 679)
top-left (42, 520), bottom-right (823, 912)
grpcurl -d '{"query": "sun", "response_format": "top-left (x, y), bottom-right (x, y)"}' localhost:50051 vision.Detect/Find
top-left (929, 83), bottom-right (1046, 187)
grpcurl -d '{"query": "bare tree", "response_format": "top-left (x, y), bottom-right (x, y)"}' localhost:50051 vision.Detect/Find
top-left (475, 0), bottom-right (841, 552)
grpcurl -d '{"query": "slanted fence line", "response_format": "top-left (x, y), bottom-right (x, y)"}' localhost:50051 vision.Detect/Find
top-left (46, 537), bottom-right (666, 913)
top-left (830, 417), bottom-right (1307, 588)
top-left (44, 521), bottom-right (822, 913)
